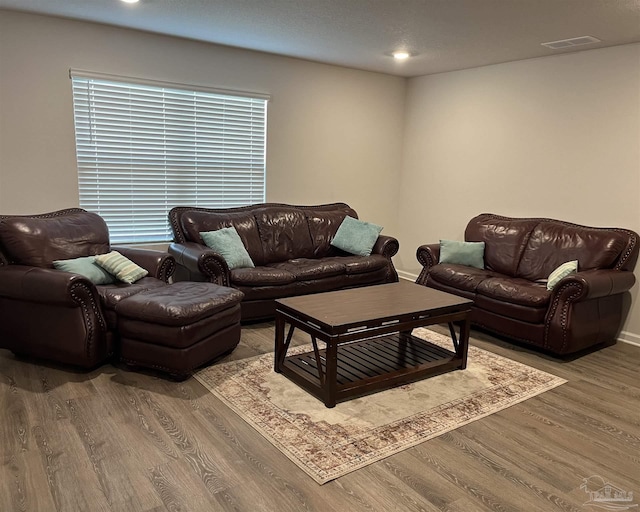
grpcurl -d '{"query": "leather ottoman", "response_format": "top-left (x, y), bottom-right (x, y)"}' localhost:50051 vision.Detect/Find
top-left (115, 281), bottom-right (244, 379)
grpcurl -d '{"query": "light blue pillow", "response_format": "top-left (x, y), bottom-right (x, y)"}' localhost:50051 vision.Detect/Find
top-left (200, 226), bottom-right (255, 270)
top-left (547, 260), bottom-right (578, 290)
top-left (439, 240), bottom-right (485, 269)
top-left (330, 216), bottom-right (383, 257)
top-left (53, 255), bottom-right (116, 285)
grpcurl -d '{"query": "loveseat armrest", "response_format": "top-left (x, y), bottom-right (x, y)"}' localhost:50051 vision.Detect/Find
top-left (112, 246), bottom-right (175, 282)
top-left (372, 235), bottom-right (400, 259)
top-left (0, 265), bottom-right (98, 306)
top-left (416, 244), bottom-right (440, 285)
top-left (553, 269), bottom-right (636, 301)
top-left (168, 242), bottom-right (231, 286)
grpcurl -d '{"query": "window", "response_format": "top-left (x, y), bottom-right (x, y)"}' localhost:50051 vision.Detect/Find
top-left (70, 71), bottom-right (268, 243)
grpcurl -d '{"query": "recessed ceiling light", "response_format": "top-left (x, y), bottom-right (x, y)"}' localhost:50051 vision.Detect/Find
top-left (120, 0), bottom-right (139, 3)
top-left (392, 51), bottom-right (411, 61)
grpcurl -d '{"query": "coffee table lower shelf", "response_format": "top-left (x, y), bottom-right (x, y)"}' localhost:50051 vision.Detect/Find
top-left (279, 332), bottom-right (463, 406)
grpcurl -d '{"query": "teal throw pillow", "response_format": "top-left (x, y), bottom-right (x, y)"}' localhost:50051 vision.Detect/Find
top-left (439, 240), bottom-right (485, 269)
top-left (53, 255), bottom-right (116, 285)
top-left (546, 260), bottom-right (578, 290)
top-left (200, 226), bottom-right (255, 270)
top-left (94, 251), bottom-right (149, 284)
top-left (330, 216), bottom-right (383, 257)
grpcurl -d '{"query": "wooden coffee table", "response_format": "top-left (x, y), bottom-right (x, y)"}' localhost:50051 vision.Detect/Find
top-left (274, 281), bottom-right (473, 408)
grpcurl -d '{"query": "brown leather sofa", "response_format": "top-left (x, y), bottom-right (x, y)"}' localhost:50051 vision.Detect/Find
top-left (416, 213), bottom-right (638, 356)
top-left (0, 208), bottom-right (244, 377)
top-left (169, 202), bottom-right (399, 321)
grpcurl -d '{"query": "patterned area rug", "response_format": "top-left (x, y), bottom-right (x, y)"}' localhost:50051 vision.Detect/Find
top-left (194, 328), bottom-right (566, 484)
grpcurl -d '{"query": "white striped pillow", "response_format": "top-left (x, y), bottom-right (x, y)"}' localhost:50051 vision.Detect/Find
top-left (94, 251), bottom-right (148, 284)
top-left (546, 260), bottom-right (578, 290)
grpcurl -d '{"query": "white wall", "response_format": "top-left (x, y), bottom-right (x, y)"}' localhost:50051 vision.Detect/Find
top-left (0, 10), bottom-right (405, 234)
top-left (398, 43), bottom-right (640, 337)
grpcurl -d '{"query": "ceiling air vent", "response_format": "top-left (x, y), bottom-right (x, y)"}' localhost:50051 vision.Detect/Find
top-left (541, 36), bottom-right (601, 50)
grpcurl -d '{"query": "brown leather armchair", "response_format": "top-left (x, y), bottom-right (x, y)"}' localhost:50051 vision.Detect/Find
top-left (0, 208), bottom-right (174, 369)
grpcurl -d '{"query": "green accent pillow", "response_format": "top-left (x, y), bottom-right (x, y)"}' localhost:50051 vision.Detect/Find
top-left (547, 260), bottom-right (578, 290)
top-left (94, 251), bottom-right (149, 284)
top-left (200, 226), bottom-right (255, 270)
top-left (439, 240), bottom-right (485, 269)
top-left (53, 255), bottom-right (116, 285)
top-left (330, 216), bottom-right (383, 257)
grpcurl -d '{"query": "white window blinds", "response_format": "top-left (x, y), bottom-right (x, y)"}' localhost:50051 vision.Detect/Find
top-left (70, 71), bottom-right (268, 243)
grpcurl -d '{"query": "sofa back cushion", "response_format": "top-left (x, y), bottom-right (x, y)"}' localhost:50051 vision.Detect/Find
top-left (253, 207), bottom-right (315, 263)
top-left (0, 209), bottom-right (110, 267)
top-left (465, 214), bottom-right (538, 276)
top-left (306, 205), bottom-right (357, 257)
top-left (178, 210), bottom-right (265, 265)
top-left (516, 221), bottom-right (630, 281)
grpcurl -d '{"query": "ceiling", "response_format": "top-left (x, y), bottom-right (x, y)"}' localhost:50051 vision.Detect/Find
top-left (1, 0), bottom-right (639, 77)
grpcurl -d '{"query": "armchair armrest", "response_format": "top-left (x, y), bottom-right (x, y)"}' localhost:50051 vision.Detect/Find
top-left (371, 235), bottom-right (399, 259)
top-left (111, 246), bottom-right (175, 282)
top-left (0, 265), bottom-right (97, 306)
top-left (168, 242), bottom-right (231, 286)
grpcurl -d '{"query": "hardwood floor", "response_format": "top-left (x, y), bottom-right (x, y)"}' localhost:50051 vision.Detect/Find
top-left (1, 322), bottom-right (639, 512)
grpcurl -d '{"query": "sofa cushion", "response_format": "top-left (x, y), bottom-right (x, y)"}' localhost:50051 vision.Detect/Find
top-left (331, 216), bottom-right (383, 257)
top-left (476, 277), bottom-right (550, 308)
top-left (439, 240), bottom-right (485, 269)
top-left (546, 260), bottom-right (578, 290)
top-left (254, 207), bottom-right (315, 263)
top-left (473, 294), bottom-right (548, 324)
top-left (200, 227), bottom-right (255, 269)
top-left (0, 211), bottom-right (110, 267)
top-left (331, 254), bottom-right (389, 275)
top-left (53, 255), bottom-right (116, 285)
top-left (427, 263), bottom-right (499, 293)
top-left (516, 222), bottom-right (628, 281)
top-left (179, 210), bottom-right (265, 266)
top-left (306, 206), bottom-right (355, 257)
top-left (95, 251), bottom-right (149, 284)
top-left (465, 214), bottom-right (539, 276)
top-left (230, 266), bottom-right (296, 286)
top-left (268, 259), bottom-right (346, 281)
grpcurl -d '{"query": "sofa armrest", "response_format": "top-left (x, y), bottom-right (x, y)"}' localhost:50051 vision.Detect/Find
top-left (168, 242), bottom-right (231, 286)
top-left (0, 265), bottom-right (98, 306)
top-left (415, 244), bottom-right (440, 285)
top-left (371, 235), bottom-right (399, 259)
top-left (111, 246), bottom-right (175, 282)
top-left (552, 269), bottom-right (636, 301)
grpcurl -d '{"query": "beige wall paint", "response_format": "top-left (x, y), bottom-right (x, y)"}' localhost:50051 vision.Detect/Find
top-left (0, 10), bottom-right (405, 233)
top-left (398, 43), bottom-right (640, 336)
top-left (2, 10), bottom-right (639, 339)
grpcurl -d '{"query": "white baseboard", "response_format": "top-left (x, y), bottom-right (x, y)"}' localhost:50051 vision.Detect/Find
top-left (618, 331), bottom-right (640, 347)
top-left (397, 270), bottom-right (640, 347)
top-left (397, 270), bottom-right (419, 282)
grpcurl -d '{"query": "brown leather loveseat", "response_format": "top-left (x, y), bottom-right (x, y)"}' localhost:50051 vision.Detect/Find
top-left (169, 202), bottom-right (399, 321)
top-left (416, 213), bottom-right (638, 356)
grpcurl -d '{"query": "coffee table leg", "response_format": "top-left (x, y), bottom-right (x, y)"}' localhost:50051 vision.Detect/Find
top-left (324, 341), bottom-right (338, 408)
top-left (274, 313), bottom-right (285, 372)
top-left (459, 317), bottom-right (470, 369)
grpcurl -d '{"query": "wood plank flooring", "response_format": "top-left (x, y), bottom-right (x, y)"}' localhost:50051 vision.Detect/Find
top-left (1, 322), bottom-right (639, 512)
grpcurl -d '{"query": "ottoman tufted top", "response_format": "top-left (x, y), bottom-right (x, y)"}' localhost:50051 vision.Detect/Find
top-left (115, 281), bottom-right (244, 326)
